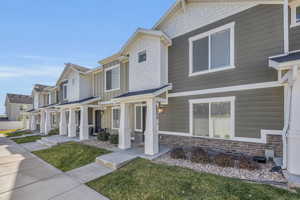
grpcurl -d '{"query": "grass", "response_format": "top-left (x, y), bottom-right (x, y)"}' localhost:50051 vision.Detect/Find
top-left (0, 129), bottom-right (20, 135)
top-left (33, 142), bottom-right (111, 172)
top-left (4, 130), bottom-right (33, 138)
top-left (12, 135), bottom-right (44, 144)
top-left (87, 159), bottom-right (300, 200)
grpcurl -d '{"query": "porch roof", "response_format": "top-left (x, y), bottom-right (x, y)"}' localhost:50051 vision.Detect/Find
top-left (114, 84), bottom-right (171, 100)
top-left (56, 96), bottom-right (101, 107)
top-left (269, 51), bottom-right (300, 69)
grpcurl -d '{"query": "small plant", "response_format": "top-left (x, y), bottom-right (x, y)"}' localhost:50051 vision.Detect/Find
top-left (48, 128), bottom-right (59, 136)
top-left (214, 153), bottom-right (235, 168)
top-left (170, 147), bottom-right (187, 160)
top-left (238, 156), bottom-right (260, 171)
top-left (97, 130), bottom-right (110, 141)
top-left (109, 134), bottom-right (119, 145)
top-left (190, 147), bottom-right (210, 164)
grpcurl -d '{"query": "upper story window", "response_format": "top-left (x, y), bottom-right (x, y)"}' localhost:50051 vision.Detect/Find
top-left (105, 64), bottom-right (120, 92)
top-left (63, 83), bottom-right (67, 100)
top-left (189, 96), bottom-right (235, 139)
top-left (189, 22), bottom-right (235, 77)
top-left (138, 50), bottom-right (147, 63)
top-left (291, 2), bottom-right (300, 27)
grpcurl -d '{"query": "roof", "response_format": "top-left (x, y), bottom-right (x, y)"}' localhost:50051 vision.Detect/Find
top-left (270, 51), bottom-right (300, 63)
top-left (58, 96), bottom-right (100, 106)
top-left (115, 85), bottom-right (171, 99)
top-left (33, 84), bottom-right (51, 92)
top-left (56, 63), bottom-right (91, 85)
top-left (6, 94), bottom-right (33, 104)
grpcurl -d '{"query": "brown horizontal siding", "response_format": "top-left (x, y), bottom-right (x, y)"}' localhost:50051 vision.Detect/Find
top-left (159, 87), bottom-right (284, 139)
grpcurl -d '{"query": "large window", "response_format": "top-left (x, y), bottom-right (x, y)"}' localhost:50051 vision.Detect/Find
top-left (189, 22), bottom-right (235, 76)
top-left (135, 104), bottom-right (146, 132)
top-left (63, 83), bottom-right (67, 100)
top-left (189, 97), bottom-right (235, 139)
top-left (105, 65), bottom-right (120, 92)
top-left (291, 2), bottom-right (300, 27)
top-left (112, 107), bottom-right (120, 130)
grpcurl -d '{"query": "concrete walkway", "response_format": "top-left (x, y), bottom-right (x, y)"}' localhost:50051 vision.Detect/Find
top-left (0, 137), bottom-right (109, 200)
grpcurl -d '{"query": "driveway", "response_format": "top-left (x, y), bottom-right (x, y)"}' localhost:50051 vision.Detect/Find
top-left (0, 137), bottom-right (109, 200)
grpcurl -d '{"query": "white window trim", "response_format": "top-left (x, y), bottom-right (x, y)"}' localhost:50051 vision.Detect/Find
top-left (63, 83), bottom-right (68, 101)
top-left (189, 96), bottom-right (235, 139)
top-left (105, 64), bottom-right (121, 93)
top-left (134, 104), bottom-right (146, 132)
top-left (189, 22), bottom-right (235, 77)
top-left (111, 107), bottom-right (120, 130)
top-left (290, 2), bottom-right (300, 28)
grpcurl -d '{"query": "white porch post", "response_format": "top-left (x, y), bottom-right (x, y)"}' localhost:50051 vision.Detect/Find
top-left (44, 110), bottom-right (51, 135)
top-left (68, 108), bottom-right (76, 137)
top-left (119, 103), bottom-right (131, 150)
top-left (144, 98), bottom-right (159, 155)
top-left (80, 106), bottom-right (89, 141)
top-left (40, 110), bottom-right (45, 134)
top-left (59, 110), bottom-right (67, 136)
top-left (287, 67), bottom-right (300, 187)
top-left (30, 114), bottom-right (36, 131)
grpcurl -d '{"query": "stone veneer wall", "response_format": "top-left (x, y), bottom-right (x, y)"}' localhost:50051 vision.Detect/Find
top-left (159, 134), bottom-right (283, 157)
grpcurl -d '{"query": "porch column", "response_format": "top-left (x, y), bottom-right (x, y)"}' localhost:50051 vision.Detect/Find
top-left (68, 108), bottom-right (76, 137)
top-left (80, 106), bottom-right (89, 141)
top-left (119, 103), bottom-right (131, 150)
top-left (144, 98), bottom-right (159, 155)
top-left (59, 110), bottom-right (67, 136)
top-left (30, 114), bottom-right (36, 131)
top-left (44, 110), bottom-right (51, 135)
top-left (40, 110), bottom-right (45, 134)
top-left (287, 67), bottom-right (300, 187)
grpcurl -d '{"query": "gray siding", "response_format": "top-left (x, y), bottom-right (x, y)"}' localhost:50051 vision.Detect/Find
top-left (168, 5), bottom-right (283, 94)
top-left (97, 61), bottom-right (129, 101)
top-left (159, 87), bottom-right (284, 139)
top-left (290, 26), bottom-right (300, 51)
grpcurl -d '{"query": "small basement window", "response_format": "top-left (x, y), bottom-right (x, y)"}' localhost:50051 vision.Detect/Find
top-left (138, 50), bottom-right (147, 63)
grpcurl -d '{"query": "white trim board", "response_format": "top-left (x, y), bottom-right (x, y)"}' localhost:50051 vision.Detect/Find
top-left (168, 81), bottom-right (283, 98)
top-left (159, 129), bottom-right (282, 144)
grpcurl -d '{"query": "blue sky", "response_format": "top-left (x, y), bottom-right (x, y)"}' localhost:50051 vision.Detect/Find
top-left (0, 0), bottom-right (174, 114)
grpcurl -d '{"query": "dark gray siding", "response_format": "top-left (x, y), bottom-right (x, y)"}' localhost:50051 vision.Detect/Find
top-left (159, 87), bottom-right (284, 139)
top-left (290, 26), bottom-right (300, 51)
top-left (168, 5), bottom-right (284, 93)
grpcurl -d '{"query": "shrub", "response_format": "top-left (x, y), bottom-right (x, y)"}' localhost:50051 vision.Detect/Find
top-left (97, 130), bottom-right (110, 141)
top-left (190, 147), bottom-right (210, 164)
top-left (170, 147), bottom-right (187, 160)
top-left (214, 153), bottom-right (235, 168)
top-left (48, 128), bottom-right (59, 136)
top-left (238, 156), bottom-right (260, 171)
top-left (110, 134), bottom-right (119, 145)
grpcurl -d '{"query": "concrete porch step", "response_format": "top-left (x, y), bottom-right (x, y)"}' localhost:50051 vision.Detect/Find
top-left (95, 152), bottom-right (138, 170)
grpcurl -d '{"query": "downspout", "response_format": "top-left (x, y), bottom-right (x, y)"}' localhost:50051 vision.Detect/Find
top-left (282, 0), bottom-right (290, 169)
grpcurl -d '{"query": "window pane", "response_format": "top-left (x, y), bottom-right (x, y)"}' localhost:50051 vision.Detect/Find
top-left (211, 29), bottom-right (231, 69)
top-left (193, 37), bottom-right (209, 73)
top-left (135, 106), bottom-right (142, 130)
top-left (106, 70), bottom-right (112, 90)
top-left (138, 51), bottom-right (147, 63)
top-left (193, 103), bottom-right (209, 137)
top-left (113, 109), bottom-right (120, 129)
top-left (211, 102), bottom-right (231, 139)
top-left (111, 67), bottom-right (120, 89)
top-left (297, 6), bottom-right (300, 22)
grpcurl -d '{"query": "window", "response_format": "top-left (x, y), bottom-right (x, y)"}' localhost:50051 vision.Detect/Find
top-left (63, 83), bottom-right (67, 100)
top-left (291, 3), bottom-right (300, 27)
top-left (88, 108), bottom-right (93, 125)
top-left (189, 97), bottom-right (235, 139)
top-left (112, 107), bottom-right (120, 130)
top-left (105, 65), bottom-right (120, 92)
top-left (189, 22), bottom-right (235, 76)
top-left (138, 50), bottom-right (147, 63)
top-left (135, 104), bottom-right (146, 132)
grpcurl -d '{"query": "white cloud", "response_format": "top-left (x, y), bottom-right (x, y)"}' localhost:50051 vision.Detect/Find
top-left (0, 66), bottom-right (62, 79)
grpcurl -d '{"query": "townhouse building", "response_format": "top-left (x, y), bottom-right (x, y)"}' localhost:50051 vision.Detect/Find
top-left (27, 0), bottom-right (300, 186)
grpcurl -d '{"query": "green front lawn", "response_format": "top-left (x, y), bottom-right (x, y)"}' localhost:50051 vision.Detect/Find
top-left (12, 135), bottom-right (44, 144)
top-left (33, 142), bottom-right (111, 172)
top-left (5, 130), bottom-right (33, 137)
top-left (87, 159), bottom-right (300, 200)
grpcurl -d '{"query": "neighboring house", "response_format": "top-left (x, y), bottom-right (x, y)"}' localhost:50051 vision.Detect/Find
top-left (5, 94), bottom-right (33, 121)
top-left (26, 0), bottom-right (300, 186)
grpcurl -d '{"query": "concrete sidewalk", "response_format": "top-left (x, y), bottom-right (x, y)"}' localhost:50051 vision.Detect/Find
top-left (0, 137), bottom-right (109, 200)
